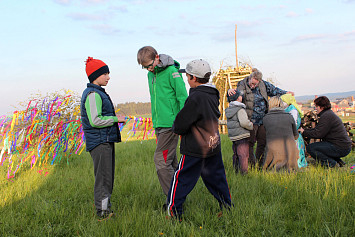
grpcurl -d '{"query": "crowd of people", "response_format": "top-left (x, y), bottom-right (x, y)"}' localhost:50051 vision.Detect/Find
top-left (79, 48), bottom-right (352, 221)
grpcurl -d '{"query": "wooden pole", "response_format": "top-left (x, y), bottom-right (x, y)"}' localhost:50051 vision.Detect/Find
top-left (235, 24), bottom-right (239, 71)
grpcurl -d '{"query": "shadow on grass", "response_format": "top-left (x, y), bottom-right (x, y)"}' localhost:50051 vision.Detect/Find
top-left (0, 150), bottom-right (96, 236)
top-left (0, 139), bottom-right (169, 236)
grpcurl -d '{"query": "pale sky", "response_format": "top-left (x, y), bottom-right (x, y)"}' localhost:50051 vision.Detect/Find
top-left (1, 0), bottom-right (355, 115)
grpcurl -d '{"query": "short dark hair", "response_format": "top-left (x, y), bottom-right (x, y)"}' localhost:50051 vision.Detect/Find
top-left (192, 72), bottom-right (211, 84)
top-left (227, 89), bottom-right (243, 102)
top-left (314, 96), bottom-right (331, 110)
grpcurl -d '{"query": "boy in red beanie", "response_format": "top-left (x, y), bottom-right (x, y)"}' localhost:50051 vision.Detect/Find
top-left (80, 57), bottom-right (126, 221)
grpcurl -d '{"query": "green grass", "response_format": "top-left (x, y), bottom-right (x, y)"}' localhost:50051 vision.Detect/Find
top-left (1, 135), bottom-right (354, 236)
top-left (341, 116), bottom-right (355, 123)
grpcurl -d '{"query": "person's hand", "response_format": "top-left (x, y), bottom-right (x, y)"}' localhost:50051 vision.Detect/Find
top-left (298, 127), bottom-right (304, 134)
top-left (117, 115), bottom-right (127, 125)
top-left (287, 91), bottom-right (295, 96)
top-left (227, 89), bottom-right (236, 96)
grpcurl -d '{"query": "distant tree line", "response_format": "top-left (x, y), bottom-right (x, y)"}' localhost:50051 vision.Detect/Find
top-left (115, 102), bottom-right (151, 116)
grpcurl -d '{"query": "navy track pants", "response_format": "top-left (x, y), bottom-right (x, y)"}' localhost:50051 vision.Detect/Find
top-left (167, 151), bottom-right (232, 217)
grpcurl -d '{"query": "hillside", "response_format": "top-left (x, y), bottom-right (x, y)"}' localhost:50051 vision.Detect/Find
top-left (115, 102), bottom-right (151, 116)
top-left (112, 91), bottom-right (355, 115)
top-left (296, 90), bottom-right (355, 103)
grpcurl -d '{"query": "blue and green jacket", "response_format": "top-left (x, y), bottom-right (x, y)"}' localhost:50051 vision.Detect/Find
top-left (80, 83), bottom-right (121, 151)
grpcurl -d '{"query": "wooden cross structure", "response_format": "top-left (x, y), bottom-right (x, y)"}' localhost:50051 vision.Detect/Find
top-left (212, 65), bottom-right (252, 133)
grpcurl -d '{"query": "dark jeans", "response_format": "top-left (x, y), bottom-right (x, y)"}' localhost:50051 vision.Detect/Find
top-left (249, 124), bottom-right (266, 167)
top-left (306, 141), bottom-right (351, 168)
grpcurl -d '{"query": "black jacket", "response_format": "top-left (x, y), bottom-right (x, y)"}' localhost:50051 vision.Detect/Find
top-left (172, 84), bottom-right (221, 158)
top-left (303, 108), bottom-right (352, 149)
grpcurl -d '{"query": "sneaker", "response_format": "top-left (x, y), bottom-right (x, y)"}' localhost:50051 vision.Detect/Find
top-left (165, 214), bottom-right (182, 223)
top-left (97, 210), bottom-right (114, 222)
top-left (165, 208), bottom-right (182, 223)
top-left (336, 159), bottom-right (346, 167)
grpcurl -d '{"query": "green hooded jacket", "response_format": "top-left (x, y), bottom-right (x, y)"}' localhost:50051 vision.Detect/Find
top-left (147, 54), bottom-right (188, 128)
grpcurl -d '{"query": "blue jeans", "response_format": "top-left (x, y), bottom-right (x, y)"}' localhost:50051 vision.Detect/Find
top-left (306, 141), bottom-right (351, 167)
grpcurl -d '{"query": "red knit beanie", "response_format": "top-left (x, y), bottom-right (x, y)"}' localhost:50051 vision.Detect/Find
top-left (85, 57), bottom-right (110, 83)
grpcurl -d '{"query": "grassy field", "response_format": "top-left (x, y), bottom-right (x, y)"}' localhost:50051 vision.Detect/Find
top-left (1, 135), bottom-right (354, 236)
top-left (341, 115), bottom-right (355, 123)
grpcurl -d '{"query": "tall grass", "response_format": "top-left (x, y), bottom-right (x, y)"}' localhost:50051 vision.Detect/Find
top-left (1, 135), bottom-right (354, 236)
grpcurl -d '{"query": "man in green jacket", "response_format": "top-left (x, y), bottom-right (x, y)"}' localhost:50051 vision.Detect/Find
top-left (137, 46), bottom-right (188, 197)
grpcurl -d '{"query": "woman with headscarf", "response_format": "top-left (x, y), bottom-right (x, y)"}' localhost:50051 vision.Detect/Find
top-left (281, 94), bottom-right (307, 168)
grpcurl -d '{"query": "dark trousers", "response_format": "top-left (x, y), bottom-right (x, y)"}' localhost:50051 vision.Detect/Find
top-left (249, 124), bottom-right (266, 167)
top-left (232, 138), bottom-right (249, 174)
top-left (90, 142), bottom-right (115, 213)
top-left (306, 141), bottom-right (351, 168)
top-left (166, 152), bottom-right (232, 217)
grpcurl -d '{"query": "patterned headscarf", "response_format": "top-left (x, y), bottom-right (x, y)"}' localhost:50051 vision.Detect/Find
top-left (281, 94), bottom-right (303, 117)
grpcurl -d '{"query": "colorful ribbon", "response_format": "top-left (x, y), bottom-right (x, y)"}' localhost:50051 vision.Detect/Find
top-left (0, 90), bottom-right (155, 179)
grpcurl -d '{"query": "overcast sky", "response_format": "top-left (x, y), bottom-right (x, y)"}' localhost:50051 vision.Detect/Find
top-left (1, 0), bottom-right (354, 115)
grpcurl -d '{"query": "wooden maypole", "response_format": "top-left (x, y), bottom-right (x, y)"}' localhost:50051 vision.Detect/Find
top-left (235, 24), bottom-right (239, 69)
top-left (212, 24), bottom-right (252, 133)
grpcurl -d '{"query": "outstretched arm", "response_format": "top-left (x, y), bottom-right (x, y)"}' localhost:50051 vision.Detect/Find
top-left (264, 81), bottom-right (287, 97)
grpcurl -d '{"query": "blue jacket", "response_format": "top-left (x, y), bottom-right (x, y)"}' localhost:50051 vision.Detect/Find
top-left (80, 83), bottom-right (121, 151)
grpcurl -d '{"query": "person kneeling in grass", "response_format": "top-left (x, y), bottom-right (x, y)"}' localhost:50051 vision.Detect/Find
top-left (263, 96), bottom-right (299, 171)
top-left (299, 96), bottom-right (352, 168)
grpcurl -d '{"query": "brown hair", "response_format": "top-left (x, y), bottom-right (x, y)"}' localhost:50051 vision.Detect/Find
top-left (188, 73), bottom-right (211, 84)
top-left (137, 46), bottom-right (157, 65)
top-left (314, 96), bottom-right (331, 110)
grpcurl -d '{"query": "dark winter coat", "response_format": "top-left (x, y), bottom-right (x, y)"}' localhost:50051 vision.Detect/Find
top-left (303, 108), bottom-right (352, 150)
top-left (173, 84), bottom-right (221, 158)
